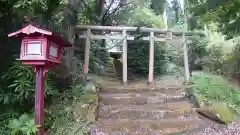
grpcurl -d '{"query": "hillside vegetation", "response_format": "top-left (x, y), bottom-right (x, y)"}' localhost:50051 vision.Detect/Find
top-left (2, 0), bottom-right (240, 134)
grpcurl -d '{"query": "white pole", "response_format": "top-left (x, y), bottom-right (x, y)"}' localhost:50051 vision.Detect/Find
top-left (183, 0), bottom-right (190, 83)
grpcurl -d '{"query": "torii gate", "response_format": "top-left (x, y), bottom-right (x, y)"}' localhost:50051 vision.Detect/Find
top-left (74, 25), bottom-right (205, 84)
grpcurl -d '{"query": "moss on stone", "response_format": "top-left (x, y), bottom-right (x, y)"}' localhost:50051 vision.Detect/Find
top-left (73, 101), bottom-right (98, 123)
top-left (195, 102), bottom-right (234, 124)
top-left (234, 105), bottom-right (240, 115)
top-left (186, 87), bottom-right (206, 107)
top-left (80, 93), bottom-right (98, 103)
top-left (72, 78), bottom-right (99, 123)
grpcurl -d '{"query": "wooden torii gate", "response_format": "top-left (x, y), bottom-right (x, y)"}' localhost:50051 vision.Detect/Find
top-left (75, 25), bottom-right (205, 84)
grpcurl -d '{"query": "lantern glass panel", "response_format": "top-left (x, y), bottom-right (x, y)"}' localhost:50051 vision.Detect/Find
top-left (27, 41), bottom-right (41, 54)
top-left (49, 45), bottom-right (58, 57)
top-left (22, 40), bottom-right (43, 59)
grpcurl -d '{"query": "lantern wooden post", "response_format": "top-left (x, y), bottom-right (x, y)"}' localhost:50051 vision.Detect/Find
top-left (148, 32), bottom-right (154, 85)
top-left (34, 66), bottom-right (45, 135)
top-left (122, 30), bottom-right (127, 84)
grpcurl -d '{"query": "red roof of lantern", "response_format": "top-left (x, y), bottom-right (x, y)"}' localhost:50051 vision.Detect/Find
top-left (8, 23), bottom-right (71, 47)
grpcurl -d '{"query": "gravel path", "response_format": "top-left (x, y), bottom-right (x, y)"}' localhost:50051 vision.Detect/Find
top-left (189, 121), bottom-right (240, 135)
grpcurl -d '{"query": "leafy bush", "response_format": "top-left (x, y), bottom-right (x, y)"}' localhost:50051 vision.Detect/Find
top-left (52, 121), bottom-right (88, 135)
top-left (0, 61), bottom-right (65, 134)
top-left (127, 40), bottom-right (166, 76)
top-left (8, 114), bottom-right (40, 135)
top-left (198, 24), bottom-right (237, 74)
top-left (126, 7), bottom-right (165, 28)
top-left (0, 61), bottom-right (62, 104)
top-left (225, 39), bottom-right (240, 80)
top-left (46, 78), bottom-right (99, 135)
top-left (189, 71), bottom-right (240, 113)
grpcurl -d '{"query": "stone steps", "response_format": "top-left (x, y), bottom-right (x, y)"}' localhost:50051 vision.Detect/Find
top-left (100, 87), bottom-right (184, 94)
top-left (100, 101), bottom-right (193, 112)
top-left (99, 92), bottom-right (186, 106)
top-left (95, 118), bottom-right (200, 135)
top-left (91, 81), bottom-right (202, 135)
top-left (99, 102), bottom-right (194, 120)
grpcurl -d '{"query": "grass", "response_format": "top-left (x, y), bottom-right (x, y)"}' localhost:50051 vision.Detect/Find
top-left (190, 71), bottom-right (240, 107)
top-left (188, 71), bottom-right (240, 123)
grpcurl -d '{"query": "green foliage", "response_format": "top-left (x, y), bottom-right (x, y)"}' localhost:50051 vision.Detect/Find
top-left (188, 24), bottom-right (237, 74)
top-left (150, 0), bottom-right (166, 15)
top-left (0, 60), bottom-right (65, 134)
top-left (8, 114), bottom-right (40, 135)
top-left (0, 110), bottom-right (20, 135)
top-left (46, 78), bottom-right (99, 135)
top-left (189, 0), bottom-right (240, 38)
top-left (190, 71), bottom-right (240, 112)
top-left (128, 40), bottom-right (166, 76)
top-left (53, 121), bottom-right (88, 135)
top-left (1, 62), bottom-right (34, 103)
top-left (216, 39), bottom-right (240, 80)
top-left (230, 40), bottom-right (240, 79)
top-left (13, 0), bottom-right (48, 11)
top-left (0, 61), bottom-right (58, 104)
top-left (118, 3), bottom-right (167, 77)
top-left (127, 7), bottom-right (165, 28)
top-left (188, 71), bottom-right (240, 123)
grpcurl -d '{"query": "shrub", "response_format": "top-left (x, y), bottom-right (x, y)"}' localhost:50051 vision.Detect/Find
top-left (127, 40), bottom-right (166, 77)
top-left (0, 61), bottom-right (66, 134)
top-left (0, 61), bottom-right (59, 104)
top-left (189, 71), bottom-right (240, 114)
top-left (8, 114), bottom-right (40, 135)
top-left (227, 40), bottom-right (240, 80)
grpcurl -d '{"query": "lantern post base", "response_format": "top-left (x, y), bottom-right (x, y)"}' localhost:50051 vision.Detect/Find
top-left (34, 66), bottom-right (45, 135)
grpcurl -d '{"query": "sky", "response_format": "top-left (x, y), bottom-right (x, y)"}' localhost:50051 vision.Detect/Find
top-left (106, 0), bottom-right (185, 51)
top-left (105, 0), bottom-right (185, 28)
top-left (164, 0), bottom-right (184, 28)
top-left (168, 0), bottom-right (184, 10)
top-left (106, 0), bottom-right (184, 11)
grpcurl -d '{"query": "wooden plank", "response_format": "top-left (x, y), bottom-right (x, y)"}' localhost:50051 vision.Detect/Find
top-left (79, 35), bottom-right (134, 40)
top-left (78, 35), bottom-right (166, 41)
top-left (76, 25), bottom-right (205, 36)
top-left (122, 30), bottom-right (128, 84)
top-left (83, 29), bottom-right (91, 74)
top-left (183, 34), bottom-right (190, 83)
top-left (148, 32), bottom-right (155, 84)
top-left (77, 34), bottom-right (196, 46)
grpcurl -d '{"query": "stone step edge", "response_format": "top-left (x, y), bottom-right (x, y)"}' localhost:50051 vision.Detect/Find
top-left (98, 109), bottom-right (197, 121)
top-left (99, 92), bottom-right (186, 99)
top-left (99, 103), bottom-right (194, 112)
top-left (100, 87), bottom-right (184, 92)
top-left (88, 126), bottom-right (199, 135)
top-left (99, 94), bottom-right (189, 106)
top-left (97, 118), bottom-right (201, 126)
top-left (99, 100), bottom-right (193, 108)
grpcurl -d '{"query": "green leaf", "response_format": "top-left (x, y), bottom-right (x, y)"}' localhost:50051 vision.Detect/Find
top-left (0, 94), bottom-right (3, 102)
top-left (19, 114), bottom-right (30, 124)
top-left (8, 119), bottom-right (22, 129)
top-left (3, 95), bottom-right (9, 104)
top-left (11, 128), bottom-right (21, 135)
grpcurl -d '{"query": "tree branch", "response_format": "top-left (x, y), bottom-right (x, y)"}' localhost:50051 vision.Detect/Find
top-left (101, 0), bottom-right (115, 24)
top-left (102, 1), bottom-right (133, 25)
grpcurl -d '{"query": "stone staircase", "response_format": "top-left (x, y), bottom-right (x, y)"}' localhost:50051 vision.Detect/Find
top-left (90, 78), bottom-right (205, 135)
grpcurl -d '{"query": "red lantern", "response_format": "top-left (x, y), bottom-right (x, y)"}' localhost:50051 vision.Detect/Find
top-left (8, 23), bottom-right (71, 67)
top-left (8, 23), bottom-right (71, 135)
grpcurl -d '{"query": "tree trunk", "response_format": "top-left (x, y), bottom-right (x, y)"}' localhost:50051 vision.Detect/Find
top-left (64, 0), bottom-right (79, 67)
